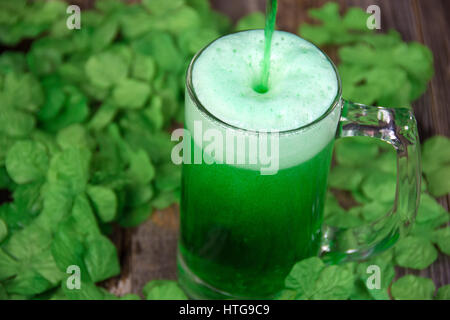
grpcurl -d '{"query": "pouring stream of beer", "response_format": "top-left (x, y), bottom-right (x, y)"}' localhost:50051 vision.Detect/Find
top-left (258, 0), bottom-right (278, 93)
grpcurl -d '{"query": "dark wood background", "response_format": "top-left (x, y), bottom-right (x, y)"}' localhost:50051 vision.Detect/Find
top-left (64, 0), bottom-right (450, 296)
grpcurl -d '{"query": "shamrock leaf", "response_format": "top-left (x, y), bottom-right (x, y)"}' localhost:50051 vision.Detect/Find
top-left (118, 203), bottom-right (153, 228)
top-left (235, 12), bottom-right (265, 31)
top-left (426, 166), bottom-right (450, 197)
top-left (391, 275), bottom-right (435, 300)
top-left (51, 221), bottom-right (90, 282)
top-left (90, 16), bottom-right (119, 53)
top-left (411, 194), bottom-right (449, 235)
top-left (284, 257), bottom-right (354, 300)
top-left (177, 27), bottom-right (219, 55)
top-left (329, 165), bottom-right (365, 191)
top-left (334, 137), bottom-right (379, 167)
top-left (436, 285), bottom-right (450, 300)
top-left (143, 280), bottom-right (188, 300)
top-left (421, 136), bottom-right (450, 174)
top-left (112, 78), bottom-right (151, 109)
top-left (311, 265), bottom-right (355, 300)
top-left (152, 191), bottom-right (179, 210)
top-left (0, 108), bottom-right (35, 138)
top-left (131, 32), bottom-right (183, 72)
top-left (338, 42), bottom-right (433, 107)
top-left (1, 72), bottom-right (44, 112)
top-left (86, 185), bottom-right (118, 223)
top-left (0, 219), bottom-right (7, 243)
top-left (285, 257), bottom-right (325, 296)
top-left (394, 236), bottom-right (438, 270)
top-left (432, 227), bottom-right (450, 255)
top-left (299, 3), bottom-right (371, 46)
top-left (85, 51), bottom-right (129, 89)
top-left (131, 54), bottom-right (156, 82)
top-left (47, 147), bottom-right (91, 195)
top-left (420, 136), bottom-right (450, 197)
top-left (5, 140), bottom-right (49, 184)
top-left (56, 124), bottom-right (90, 150)
top-left (361, 171), bottom-right (396, 203)
top-left (142, 0), bottom-right (185, 15)
top-left (61, 279), bottom-right (113, 300)
top-left (84, 234), bottom-right (120, 282)
top-left (88, 102), bottom-right (118, 131)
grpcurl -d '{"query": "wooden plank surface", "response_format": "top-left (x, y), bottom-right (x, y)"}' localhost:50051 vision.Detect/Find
top-left (101, 0), bottom-right (450, 296)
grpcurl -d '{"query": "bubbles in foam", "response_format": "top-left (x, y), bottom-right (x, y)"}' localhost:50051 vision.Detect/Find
top-left (192, 30), bottom-right (338, 132)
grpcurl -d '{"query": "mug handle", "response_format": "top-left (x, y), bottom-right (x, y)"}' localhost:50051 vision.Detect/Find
top-left (321, 99), bottom-right (421, 263)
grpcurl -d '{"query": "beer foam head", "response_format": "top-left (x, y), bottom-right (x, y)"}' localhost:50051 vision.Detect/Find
top-left (191, 30), bottom-right (339, 132)
top-left (186, 30), bottom-right (341, 171)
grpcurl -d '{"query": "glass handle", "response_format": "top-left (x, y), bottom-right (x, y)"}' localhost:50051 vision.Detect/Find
top-left (322, 99), bottom-right (421, 263)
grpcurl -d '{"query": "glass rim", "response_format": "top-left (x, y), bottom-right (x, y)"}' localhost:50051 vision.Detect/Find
top-left (185, 30), bottom-right (343, 135)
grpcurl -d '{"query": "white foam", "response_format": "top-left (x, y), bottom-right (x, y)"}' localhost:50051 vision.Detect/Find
top-left (192, 30), bottom-right (338, 132)
top-left (186, 30), bottom-right (342, 170)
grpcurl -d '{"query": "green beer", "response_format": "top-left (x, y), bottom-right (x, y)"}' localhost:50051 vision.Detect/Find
top-left (179, 140), bottom-right (334, 298)
top-left (178, 30), bottom-right (341, 299)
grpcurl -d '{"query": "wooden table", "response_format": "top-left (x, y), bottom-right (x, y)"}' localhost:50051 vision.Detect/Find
top-left (101, 0), bottom-right (450, 296)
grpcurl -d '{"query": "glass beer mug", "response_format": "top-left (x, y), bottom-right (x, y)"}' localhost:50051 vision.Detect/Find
top-left (176, 31), bottom-right (421, 299)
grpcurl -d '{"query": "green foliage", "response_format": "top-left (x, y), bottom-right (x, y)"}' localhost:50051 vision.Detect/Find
top-left (131, 54), bottom-right (156, 82)
top-left (61, 280), bottom-right (116, 300)
top-left (143, 280), bottom-right (188, 300)
top-left (433, 228), bottom-right (450, 255)
top-left (84, 234), bottom-right (121, 282)
top-left (320, 133), bottom-right (449, 300)
top-left (436, 285), bottom-right (450, 300)
top-left (112, 78), bottom-right (151, 109)
top-left (299, 2), bottom-right (434, 107)
top-left (421, 136), bottom-right (450, 197)
top-left (299, 3), bottom-right (371, 46)
top-left (0, 0), bottom-right (66, 45)
top-left (85, 51), bottom-right (129, 89)
top-left (235, 12), bottom-right (266, 31)
top-left (280, 3), bottom-right (447, 302)
top-left (0, 0), bottom-right (232, 300)
top-left (86, 185), bottom-right (118, 223)
top-left (282, 257), bottom-right (354, 300)
top-left (394, 236), bottom-right (438, 269)
top-left (5, 141), bottom-right (49, 184)
top-left (426, 166), bottom-right (450, 198)
top-left (391, 275), bottom-right (435, 300)
top-left (0, 219), bottom-right (6, 243)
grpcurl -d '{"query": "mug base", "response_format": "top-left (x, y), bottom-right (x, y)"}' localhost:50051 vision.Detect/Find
top-left (177, 251), bottom-right (266, 300)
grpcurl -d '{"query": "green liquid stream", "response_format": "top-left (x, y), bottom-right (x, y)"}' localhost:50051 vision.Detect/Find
top-left (256, 0), bottom-right (278, 93)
